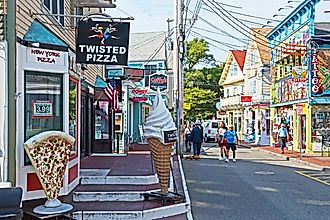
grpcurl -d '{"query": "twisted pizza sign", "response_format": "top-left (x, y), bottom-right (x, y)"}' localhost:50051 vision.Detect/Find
top-left (76, 21), bottom-right (130, 65)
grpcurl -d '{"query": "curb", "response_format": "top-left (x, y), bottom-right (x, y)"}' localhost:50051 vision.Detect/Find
top-left (178, 156), bottom-right (193, 220)
top-left (254, 148), bottom-right (327, 170)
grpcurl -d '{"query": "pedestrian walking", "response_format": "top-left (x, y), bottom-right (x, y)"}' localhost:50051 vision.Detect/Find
top-left (184, 124), bottom-right (192, 153)
top-left (191, 122), bottom-right (203, 160)
top-left (277, 123), bottom-right (288, 154)
top-left (224, 125), bottom-right (239, 163)
top-left (217, 121), bottom-right (227, 160)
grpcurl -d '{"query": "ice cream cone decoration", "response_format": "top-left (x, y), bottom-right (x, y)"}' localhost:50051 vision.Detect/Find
top-left (144, 88), bottom-right (177, 193)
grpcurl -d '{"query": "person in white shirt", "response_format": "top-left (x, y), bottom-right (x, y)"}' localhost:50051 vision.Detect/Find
top-left (277, 123), bottom-right (288, 154)
top-left (184, 124), bottom-right (192, 153)
top-left (217, 121), bottom-right (227, 160)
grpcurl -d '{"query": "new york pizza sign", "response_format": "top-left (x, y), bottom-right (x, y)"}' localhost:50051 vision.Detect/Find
top-left (76, 21), bottom-right (130, 65)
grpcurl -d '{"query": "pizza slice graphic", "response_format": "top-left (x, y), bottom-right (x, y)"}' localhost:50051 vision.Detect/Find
top-left (24, 131), bottom-right (75, 199)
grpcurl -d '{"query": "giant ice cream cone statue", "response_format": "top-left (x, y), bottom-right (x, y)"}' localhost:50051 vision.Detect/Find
top-left (24, 131), bottom-right (75, 214)
top-left (144, 88), bottom-right (177, 193)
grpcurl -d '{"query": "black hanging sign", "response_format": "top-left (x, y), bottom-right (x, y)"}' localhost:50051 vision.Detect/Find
top-left (149, 73), bottom-right (168, 92)
top-left (76, 21), bottom-right (130, 65)
top-left (163, 129), bottom-right (177, 144)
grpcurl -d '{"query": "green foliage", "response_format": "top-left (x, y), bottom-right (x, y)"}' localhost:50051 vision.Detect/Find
top-left (184, 88), bottom-right (217, 122)
top-left (183, 38), bottom-right (224, 121)
top-left (185, 38), bottom-right (215, 72)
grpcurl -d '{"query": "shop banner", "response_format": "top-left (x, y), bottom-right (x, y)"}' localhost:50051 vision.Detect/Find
top-left (124, 67), bottom-right (144, 81)
top-left (240, 96), bottom-right (252, 103)
top-left (76, 21), bottom-right (130, 65)
top-left (131, 88), bottom-right (148, 102)
top-left (150, 73), bottom-right (168, 92)
top-left (311, 49), bottom-right (330, 97)
top-left (271, 78), bottom-right (307, 104)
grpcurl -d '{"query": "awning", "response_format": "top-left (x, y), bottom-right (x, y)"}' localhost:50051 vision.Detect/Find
top-left (23, 20), bottom-right (68, 48)
top-left (94, 75), bottom-right (107, 88)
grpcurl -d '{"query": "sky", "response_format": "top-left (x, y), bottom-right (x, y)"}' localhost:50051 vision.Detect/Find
top-left (106, 0), bottom-right (330, 64)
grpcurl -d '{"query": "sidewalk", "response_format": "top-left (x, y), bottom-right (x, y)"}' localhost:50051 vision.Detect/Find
top-left (23, 143), bottom-right (192, 220)
top-left (239, 143), bottom-right (330, 169)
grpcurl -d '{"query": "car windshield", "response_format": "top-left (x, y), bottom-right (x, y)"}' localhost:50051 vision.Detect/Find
top-left (211, 122), bottom-right (218, 128)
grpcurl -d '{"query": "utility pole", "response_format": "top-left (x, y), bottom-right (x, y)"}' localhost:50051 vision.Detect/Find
top-left (174, 0), bottom-right (184, 156)
top-left (7, 0), bottom-right (17, 184)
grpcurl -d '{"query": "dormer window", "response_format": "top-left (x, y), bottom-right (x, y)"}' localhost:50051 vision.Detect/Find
top-left (231, 64), bottom-right (238, 76)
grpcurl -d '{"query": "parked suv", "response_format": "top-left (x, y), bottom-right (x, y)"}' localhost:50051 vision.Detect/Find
top-left (202, 120), bottom-right (220, 142)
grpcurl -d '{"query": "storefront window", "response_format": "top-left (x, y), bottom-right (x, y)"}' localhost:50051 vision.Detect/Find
top-left (24, 72), bottom-right (63, 165)
top-left (69, 78), bottom-right (78, 155)
top-left (95, 101), bottom-right (110, 140)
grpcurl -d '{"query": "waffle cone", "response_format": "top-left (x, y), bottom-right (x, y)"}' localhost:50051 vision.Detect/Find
top-left (148, 137), bottom-right (173, 193)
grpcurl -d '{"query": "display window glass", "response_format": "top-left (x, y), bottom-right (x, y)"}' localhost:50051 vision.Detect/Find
top-left (69, 78), bottom-right (78, 156)
top-left (95, 101), bottom-right (110, 140)
top-left (24, 71), bottom-right (63, 165)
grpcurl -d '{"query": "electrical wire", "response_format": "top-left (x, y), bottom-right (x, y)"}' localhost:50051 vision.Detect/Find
top-left (203, 0), bottom-right (272, 48)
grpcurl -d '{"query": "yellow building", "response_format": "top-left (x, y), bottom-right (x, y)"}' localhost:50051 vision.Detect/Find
top-left (266, 0), bottom-right (327, 154)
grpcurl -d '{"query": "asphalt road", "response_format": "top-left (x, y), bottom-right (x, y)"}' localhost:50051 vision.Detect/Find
top-left (183, 143), bottom-right (330, 220)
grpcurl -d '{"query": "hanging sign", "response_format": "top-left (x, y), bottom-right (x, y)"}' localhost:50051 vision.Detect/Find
top-left (124, 68), bottom-right (144, 81)
top-left (150, 73), bottom-right (168, 92)
top-left (105, 67), bottom-right (124, 78)
top-left (311, 49), bottom-right (330, 97)
top-left (76, 21), bottom-right (130, 65)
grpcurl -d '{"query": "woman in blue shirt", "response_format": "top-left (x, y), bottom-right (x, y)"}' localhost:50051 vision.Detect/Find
top-left (224, 125), bottom-right (239, 163)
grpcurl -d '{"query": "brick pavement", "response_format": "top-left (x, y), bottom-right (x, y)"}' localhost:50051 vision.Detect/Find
top-left (240, 143), bottom-right (330, 168)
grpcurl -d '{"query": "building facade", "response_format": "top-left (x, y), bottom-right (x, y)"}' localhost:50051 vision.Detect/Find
top-left (243, 28), bottom-right (271, 145)
top-left (1, 0), bottom-right (103, 200)
top-left (218, 50), bottom-right (246, 140)
top-left (267, 0), bottom-right (322, 153)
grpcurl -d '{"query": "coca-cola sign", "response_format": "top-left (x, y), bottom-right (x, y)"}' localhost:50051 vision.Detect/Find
top-left (149, 73), bottom-right (168, 92)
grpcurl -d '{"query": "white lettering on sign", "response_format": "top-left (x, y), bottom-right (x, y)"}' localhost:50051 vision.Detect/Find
top-left (311, 52), bottom-right (319, 94)
top-left (27, 48), bottom-right (65, 66)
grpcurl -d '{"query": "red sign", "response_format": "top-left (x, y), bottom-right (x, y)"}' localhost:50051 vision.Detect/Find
top-left (241, 96), bottom-right (252, 103)
top-left (124, 68), bottom-right (144, 81)
top-left (132, 89), bottom-right (148, 95)
top-left (131, 97), bottom-right (148, 102)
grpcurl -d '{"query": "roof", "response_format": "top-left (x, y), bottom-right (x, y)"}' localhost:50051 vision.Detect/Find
top-left (129, 31), bottom-right (167, 62)
top-left (230, 50), bottom-right (246, 71)
top-left (315, 22), bottom-right (330, 36)
top-left (251, 28), bottom-right (272, 64)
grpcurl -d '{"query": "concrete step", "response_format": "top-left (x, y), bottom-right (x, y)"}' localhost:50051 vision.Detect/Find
top-left (80, 175), bottom-right (159, 185)
top-left (73, 191), bottom-right (152, 202)
top-left (72, 201), bottom-right (189, 220)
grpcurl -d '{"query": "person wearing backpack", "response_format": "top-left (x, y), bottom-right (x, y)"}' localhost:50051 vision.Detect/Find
top-left (224, 125), bottom-right (239, 163)
top-left (277, 123), bottom-right (288, 154)
top-left (191, 122), bottom-right (203, 160)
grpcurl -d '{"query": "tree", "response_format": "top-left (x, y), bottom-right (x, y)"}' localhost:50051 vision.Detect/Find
top-left (184, 88), bottom-right (217, 122)
top-left (183, 38), bottom-right (224, 122)
top-left (185, 38), bottom-right (215, 72)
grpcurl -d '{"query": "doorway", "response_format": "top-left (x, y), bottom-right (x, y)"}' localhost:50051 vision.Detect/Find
top-left (299, 115), bottom-right (307, 149)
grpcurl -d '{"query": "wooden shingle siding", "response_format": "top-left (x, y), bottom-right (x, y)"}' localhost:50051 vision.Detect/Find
top-left (16, 0), bottom-right (103, 86)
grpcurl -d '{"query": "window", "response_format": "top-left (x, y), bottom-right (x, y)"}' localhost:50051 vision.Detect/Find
top-left (95, 101), bottom-right (110, 140)
top-left (241, 85), bottom-right (244, 94)
top-left (231, 64), bottom-right (238, 76)
top-left (43, 0), bottom-right (65, 26)
top-left (211, 122), bottom-right (219, 128)
top-left (144, 64), bottom-right (157, 87)
top-left (250, 79), bottom-right (257, 94)
top-left (226, 88), bottom-right (230, 97)
top-left (250, 52), bottom-right (255, 66)
top-left (233, 87), bottom-right (237, 96)
top-left (69, 78), bottom-right (78, 156)
top-left (24, 72), bottom-right (63, 165)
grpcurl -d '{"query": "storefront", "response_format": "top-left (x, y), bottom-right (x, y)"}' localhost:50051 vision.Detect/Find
top-left (267, 0), bottom-right (320, 153)
top-left (16, 42), bottom-right (81, 200)
top-left (245, 104), bottom-right (270, 145)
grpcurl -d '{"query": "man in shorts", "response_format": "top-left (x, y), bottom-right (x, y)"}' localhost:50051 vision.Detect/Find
top-left (224, 125), bottom-right (239, 163)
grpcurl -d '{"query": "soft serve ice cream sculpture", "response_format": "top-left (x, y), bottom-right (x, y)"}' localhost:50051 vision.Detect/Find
top-left (144, 88), bottom-right (177, 193)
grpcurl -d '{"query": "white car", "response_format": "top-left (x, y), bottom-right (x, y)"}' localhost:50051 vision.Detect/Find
top-left (202, 120), bottom-right (220, 142)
